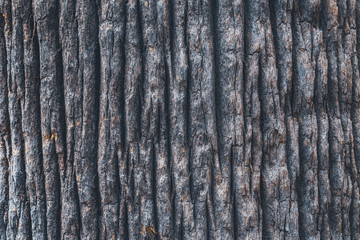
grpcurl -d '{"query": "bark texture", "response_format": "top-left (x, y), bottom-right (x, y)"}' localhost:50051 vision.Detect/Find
top-left (1, 0), bottom-right (360, 239)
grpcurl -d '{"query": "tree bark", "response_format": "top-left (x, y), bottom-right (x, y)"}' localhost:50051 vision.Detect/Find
top-left (1, 0), bottom-right (360, 239)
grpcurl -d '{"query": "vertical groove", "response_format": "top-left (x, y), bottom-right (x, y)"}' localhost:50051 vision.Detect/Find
top-left (184, 0), bottom-right (193, 207)
top-left (74, 0), bottom-right (101, 238)
top-left (7, 1), bottom-right (32, 238)
top-left (136, 0), bottom-right (144, 140)
top-left (163, 48), bottom-right (173, 239)
top-left (93, 3), bottom-right (102, 239)
top-left (54, 5), bottom-right (65, 239)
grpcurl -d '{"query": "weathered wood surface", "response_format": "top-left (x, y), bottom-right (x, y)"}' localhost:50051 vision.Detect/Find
top-left (1, 0), bottom-right (360, 239)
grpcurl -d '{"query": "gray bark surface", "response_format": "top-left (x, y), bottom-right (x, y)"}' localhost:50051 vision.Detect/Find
top-left (1, 0), bottom-right (360, 239)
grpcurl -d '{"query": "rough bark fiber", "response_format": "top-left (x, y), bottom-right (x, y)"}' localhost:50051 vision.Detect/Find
top-left (1, 0), bottom-right (360, 239)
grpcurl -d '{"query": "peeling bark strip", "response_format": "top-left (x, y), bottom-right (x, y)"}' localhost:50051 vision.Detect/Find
top-left (1, 0), bottom-right (360, 239)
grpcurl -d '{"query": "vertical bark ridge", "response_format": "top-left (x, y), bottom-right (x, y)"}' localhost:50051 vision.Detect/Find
top-left (123, 0), bottom-right (142, 238)
top-left (74, 0), bottom-right (101, 238)
top-left (163, 0), bottom-right (174, 237)
top-left (118, 2), bottom-right (128, 237)
top-left (323, 0), bottom-right (351, 238)
top-left (0, 3), bottom-right (10, 239)
top-left (292, 1), bottom-right (321, 238)
top-left (137, 0), bottom-right (172, 238)
top-left (59, 0), bottom-right (81, 238)
top-left (154, 0), bottom-right (173, 238)
top-left (244, 0), bottom-right (291, 239)
top-left (262, 3), bottom-right (290, 239)
top-left (269, 1), bottom-right (300, 239)
top-left (20, 1), bottom-right (47, 239)
top-left (337, 1), bottom-right (360, 239)
top-left (33, 0), bottom-right (64, 238)
top-left (210, 0), bottom-right (234, 238)
top-left (242, 0), bottom-right (263, 238)
top-left (314, 27), bottom-right (331, 240)
top-left (97, 0), bottom-right (126, 239)
top-left (169, 0), bottom-right (195, 238)
top-left (213, 0), bottom-right (247, 239)
top-left (186, 0), bottom-right (219, 238)
top-left (6, 0), bottom-right (32, 238)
